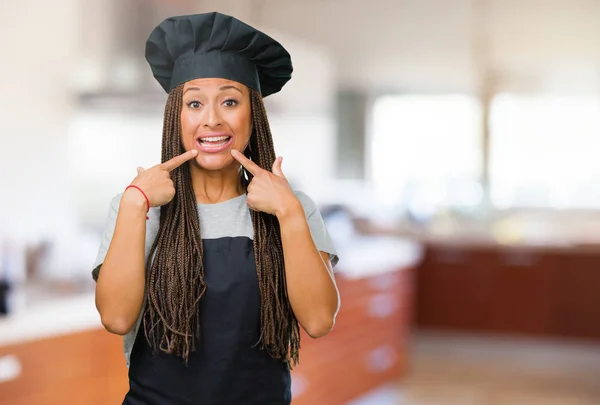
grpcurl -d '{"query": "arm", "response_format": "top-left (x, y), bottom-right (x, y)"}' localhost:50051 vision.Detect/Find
top-left (93, 149), bottom-right (198, 335)
top-left (94, 191), bottom-right (147, 335)
top-left (277, 199), bottom-right (340, 339)
top-left (230, 150), bottom-right (340, 338)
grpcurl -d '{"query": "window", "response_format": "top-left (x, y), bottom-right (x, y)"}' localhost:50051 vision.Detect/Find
top-left (490, 94), bottom-right (600, 209)
top-left (369, 94), bottom-right (483, 215)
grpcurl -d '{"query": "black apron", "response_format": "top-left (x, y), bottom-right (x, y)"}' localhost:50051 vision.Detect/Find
top-left (122, 237), bottom-right (291, 405)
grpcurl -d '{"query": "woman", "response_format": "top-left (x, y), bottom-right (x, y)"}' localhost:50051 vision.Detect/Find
top-left (92, 11), bottom-right (340, 405)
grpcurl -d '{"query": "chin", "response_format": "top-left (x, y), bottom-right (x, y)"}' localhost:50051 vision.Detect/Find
top-left (193, 154), bottom-right (235, 171)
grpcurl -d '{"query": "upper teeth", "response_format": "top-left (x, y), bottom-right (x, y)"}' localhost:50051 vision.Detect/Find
top-left (202, 136), bottom-right (229, 142)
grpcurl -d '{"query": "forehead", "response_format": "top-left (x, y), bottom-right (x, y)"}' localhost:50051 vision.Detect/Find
top-left (183, 78), bottom-right (249, 93)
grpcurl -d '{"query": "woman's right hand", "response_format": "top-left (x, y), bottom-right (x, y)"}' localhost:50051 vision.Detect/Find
top-left (125, 149), bottom-right (198, 208)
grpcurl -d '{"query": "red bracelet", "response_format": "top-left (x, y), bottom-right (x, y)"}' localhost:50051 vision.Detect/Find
top-left (125, 185), bottom-right (150, 220)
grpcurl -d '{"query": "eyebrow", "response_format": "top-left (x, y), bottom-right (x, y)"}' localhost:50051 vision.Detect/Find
top-left (183, 85), bottom-right (243, 95)
top-left (219, 85), bottom-right (243, 94)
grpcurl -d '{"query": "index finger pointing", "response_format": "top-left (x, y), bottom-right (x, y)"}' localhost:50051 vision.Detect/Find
top-left (161, 149), bottom-right (198, 171)
top-left (231, 149), bottom-right (261, 175)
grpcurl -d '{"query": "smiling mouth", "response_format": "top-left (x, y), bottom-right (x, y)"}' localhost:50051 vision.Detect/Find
top-left (198, 135), bottom-right (232, 146)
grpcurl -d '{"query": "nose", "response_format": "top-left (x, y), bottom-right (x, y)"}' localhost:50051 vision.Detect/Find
top-left (203, 103), bottom-right (222, 129)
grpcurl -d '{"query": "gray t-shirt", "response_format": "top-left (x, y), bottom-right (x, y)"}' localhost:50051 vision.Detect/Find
top-left (92, 189), bottom-right (338, 367)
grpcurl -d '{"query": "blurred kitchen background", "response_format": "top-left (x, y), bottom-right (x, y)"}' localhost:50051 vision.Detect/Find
top-left (2, 0), bottom-right (600, 404)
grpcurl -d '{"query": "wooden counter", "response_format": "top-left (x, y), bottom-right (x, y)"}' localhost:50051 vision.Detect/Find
top-left (415, 242), bottom-right (600, 340)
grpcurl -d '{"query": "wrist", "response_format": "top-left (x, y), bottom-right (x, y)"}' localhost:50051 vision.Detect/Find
top-left (275, 197), bottom-right (304, 221)
top-left (121, 188), bottom-right (149, 216)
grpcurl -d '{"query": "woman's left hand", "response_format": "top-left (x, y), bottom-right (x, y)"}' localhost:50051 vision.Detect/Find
top-left (231, 149), bottom-right (300, 217)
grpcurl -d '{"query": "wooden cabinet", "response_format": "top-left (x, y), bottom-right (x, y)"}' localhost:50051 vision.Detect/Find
top-left (0, 329), bottom-right (128, 405)
top-left (291, 267), bottom-right (413, 405)
top-left (485, 248), bottom-right (555, 334)
top-left (0, 267), bottom-right (414, 405)
top-left (551, 252), bottom-right (600, 339)
top-left (416, 247), bottom-right (493, 330)
top-left (415, 243), bottom-right (600, 340)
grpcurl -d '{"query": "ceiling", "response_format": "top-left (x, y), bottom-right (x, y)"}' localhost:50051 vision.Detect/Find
top-left (255, 0), bottom-right (600, 93)
top-left (75, 0), bottom-right (600, 106)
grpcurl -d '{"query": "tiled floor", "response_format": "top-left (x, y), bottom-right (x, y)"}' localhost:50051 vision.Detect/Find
top-left (351, 331), bottom-right (600, 405)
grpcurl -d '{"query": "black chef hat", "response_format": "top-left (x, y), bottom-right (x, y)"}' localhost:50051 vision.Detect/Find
top-left (145, 12), bottom-right (293, 97)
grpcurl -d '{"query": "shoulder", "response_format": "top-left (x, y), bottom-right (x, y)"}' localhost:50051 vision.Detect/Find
top-left (292, 189), bottom-right (318, 216)
top-left (106, 192), bottom-right (124, 211)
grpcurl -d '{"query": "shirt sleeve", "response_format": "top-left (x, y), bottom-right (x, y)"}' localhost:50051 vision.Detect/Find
top-left (293, 190), bottom-right (339, 268)
top-left (91, 194), bottom-right (122, 282)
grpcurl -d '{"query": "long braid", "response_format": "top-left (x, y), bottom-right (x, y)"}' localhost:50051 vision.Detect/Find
top-left (144, 83), bottom-right (206, 362)
top-left (143, 85), bottom-right (300, 366)
top-left (247, 90), bottom-right (301, 365)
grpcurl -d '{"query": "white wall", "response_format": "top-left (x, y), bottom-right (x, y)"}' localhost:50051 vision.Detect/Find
top-left (79, 0), bottom-right (600, 95)
top-left (269, 114), bottom-right (337, 204)
top-left (0, 0), bottom-right (80, 241)
top-left (258, 0), bottom-right (600, 94)
top-left (68, 110), bottom-right (164, 224)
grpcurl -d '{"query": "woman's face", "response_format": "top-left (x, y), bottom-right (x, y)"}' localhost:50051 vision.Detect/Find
top-left (180, 78), bottom-right (252, 171)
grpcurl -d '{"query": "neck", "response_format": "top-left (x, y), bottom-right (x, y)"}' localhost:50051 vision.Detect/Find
top-left (189, 163), bottom-right (245, 204)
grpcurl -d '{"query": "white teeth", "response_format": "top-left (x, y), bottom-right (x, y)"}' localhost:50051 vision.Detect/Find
top-left (201, 136), bottom-right (230, 142)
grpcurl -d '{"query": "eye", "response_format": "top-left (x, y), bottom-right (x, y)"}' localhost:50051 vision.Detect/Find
top-left (187, 100), bottom-right (202, 109)
top-left (223, 98), bottom-right (238, 107)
